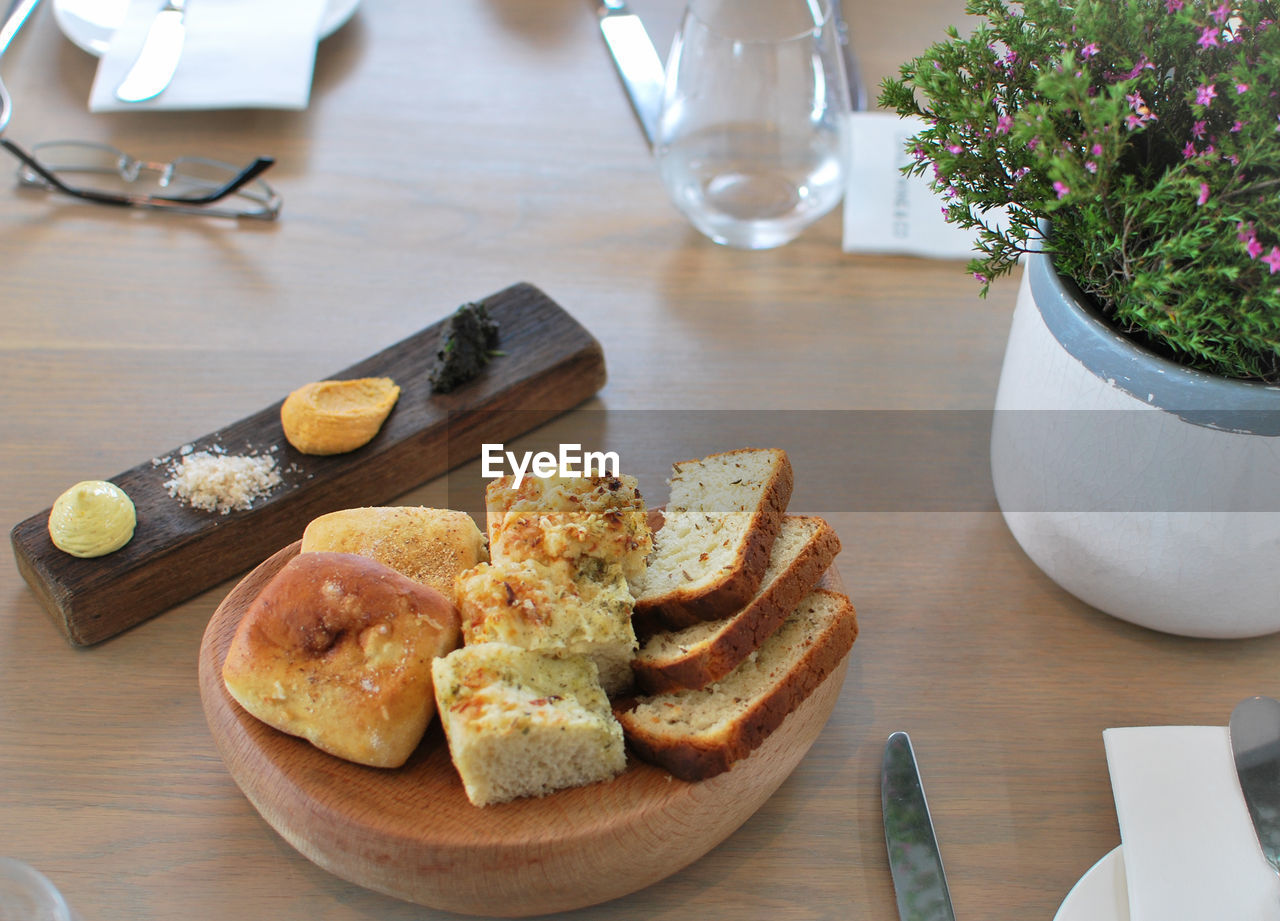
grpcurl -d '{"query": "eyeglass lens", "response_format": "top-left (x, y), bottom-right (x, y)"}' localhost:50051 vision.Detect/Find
top-left (29, 142), bottom-right (254, 202)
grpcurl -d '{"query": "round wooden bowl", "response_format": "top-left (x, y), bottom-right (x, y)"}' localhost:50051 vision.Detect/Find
top-left (198, 542), bottom-right (850, 917)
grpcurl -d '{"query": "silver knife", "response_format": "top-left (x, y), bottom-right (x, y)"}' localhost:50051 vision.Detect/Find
top-left (596, 0), bottom-right (665, 149)
top-left (1229, 695), bottom-right (1280, 874)
top-left (0, 0), bottom-right (40, 59)
top-left (115, 0), bottom-right (186, 103)
top-left (882, 731), bottom-right (958, 921)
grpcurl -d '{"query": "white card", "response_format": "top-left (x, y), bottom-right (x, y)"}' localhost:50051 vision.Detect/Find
top-left (841, 111), bottom-right (995, 261)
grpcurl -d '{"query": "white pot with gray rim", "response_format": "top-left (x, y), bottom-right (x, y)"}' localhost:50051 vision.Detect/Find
top-left (990, 252), bottom-right (1280, 639)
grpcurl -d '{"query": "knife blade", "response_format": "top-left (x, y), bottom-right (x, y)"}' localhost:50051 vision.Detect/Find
top-left (596, 0), bottom-right (664, 149)
top-left (1229, 695), bottom-right (1280, 874)
top-left (0, 0), bottom-right (40, 60)
top-left (114, 0), bottom-right (186, 104)
top-left (882, 731), bottom-right (957, 921)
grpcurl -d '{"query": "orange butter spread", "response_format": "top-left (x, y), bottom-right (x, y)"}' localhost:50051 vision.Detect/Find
top-left (280, 377), bottom-right (400, 455)
top-left (48, 480), bottom-right (136, 558)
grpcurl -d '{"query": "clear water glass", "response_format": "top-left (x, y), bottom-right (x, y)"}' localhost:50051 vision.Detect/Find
top-left (0, 859), bottom-right (76, 921)
top-left (656, 0), bottom-right (851, 250)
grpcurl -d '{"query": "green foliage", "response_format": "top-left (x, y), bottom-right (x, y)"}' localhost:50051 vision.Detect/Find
top-left (879, 0), bottom-right (1280, 381)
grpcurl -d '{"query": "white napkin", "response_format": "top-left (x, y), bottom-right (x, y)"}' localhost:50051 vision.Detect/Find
top-left (841, 111), bottom-right (1007, 260)
top-left (88, 0), bottom-right (328, 112)
top-left (1104, 726), bottom-right (1280, 921)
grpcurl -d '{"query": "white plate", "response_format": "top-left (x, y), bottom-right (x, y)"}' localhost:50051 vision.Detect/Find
top-left (1054, 847), bottom-right (1129, 921)
top-left (52, 0), bottom-right (360, 56)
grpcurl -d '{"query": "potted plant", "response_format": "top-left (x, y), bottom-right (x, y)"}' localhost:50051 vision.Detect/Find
top-left (880, 0), bottom-right (1280, 637)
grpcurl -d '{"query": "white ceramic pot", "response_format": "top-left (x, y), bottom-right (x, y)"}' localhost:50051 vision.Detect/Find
top-left (991, 253), bottom-right (1280, 638)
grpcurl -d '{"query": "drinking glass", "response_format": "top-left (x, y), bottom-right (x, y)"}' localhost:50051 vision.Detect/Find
top-left (0, 858), bottom-right (77, 921)
top-left (655, 0), bottom-right (851, 249)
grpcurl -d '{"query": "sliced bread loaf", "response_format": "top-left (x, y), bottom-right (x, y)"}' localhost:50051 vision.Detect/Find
top-left (631, 448), bottom-right (793, 627)
top-left (631, 516), bottom-right (840, 692)
top-left (615, 588), bottom-right (857, 782)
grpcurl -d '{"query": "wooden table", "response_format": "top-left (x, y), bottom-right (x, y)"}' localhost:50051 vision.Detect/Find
top-left (4, 1), bottom-right (1278, 918)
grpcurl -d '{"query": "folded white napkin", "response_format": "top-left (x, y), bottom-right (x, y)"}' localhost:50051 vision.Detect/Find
top-left (1104, 726), bottom-right (1280, 921)
top-left (88, 0), bottom-right (328, 112)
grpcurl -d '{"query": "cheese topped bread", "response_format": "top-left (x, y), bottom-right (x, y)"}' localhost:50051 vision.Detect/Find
top-left (485, 474), bottom-right (651, 583)
top-left (432, 642), bottom-right (627, 807)
top-left (222, 551), bottom-right (461, 768)
top-left (632, 448), bottom-right (793, 626)
top-left (455, 558), bottom-right (637, 696)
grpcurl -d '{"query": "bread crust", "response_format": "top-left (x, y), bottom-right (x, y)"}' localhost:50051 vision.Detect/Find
top-left (633, 449), bottom-right (793, 628)
top-left (632, 517), bottom-right (841, 693)
top-left (222, 551), bottom-right (461, 768)
top-left (616, 589), bottom-right (858, 782)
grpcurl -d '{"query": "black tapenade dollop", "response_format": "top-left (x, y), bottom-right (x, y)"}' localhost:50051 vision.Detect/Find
top-left (428, 301), bottom-right (501, 393)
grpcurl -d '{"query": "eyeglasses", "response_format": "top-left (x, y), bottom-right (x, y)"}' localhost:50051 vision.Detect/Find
top-left (0, 138), bottom-right (282, 220)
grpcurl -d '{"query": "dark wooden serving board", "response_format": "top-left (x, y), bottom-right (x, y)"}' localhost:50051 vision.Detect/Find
top-left (11, 283), bottom-right (606, 646)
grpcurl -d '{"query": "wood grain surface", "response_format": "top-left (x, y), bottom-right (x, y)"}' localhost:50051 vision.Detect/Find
top-left (9, 2), bottom-right (1280, 921)
top-left (198, 542), bottom-right (850, 916)
top-left (11, 284), bottom-right (605, 645)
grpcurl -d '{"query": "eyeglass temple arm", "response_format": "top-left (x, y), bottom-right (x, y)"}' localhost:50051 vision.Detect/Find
top-left (148, 155), bottom-right (276, 206)
top-left (2, 139), bottom-right (276, 213)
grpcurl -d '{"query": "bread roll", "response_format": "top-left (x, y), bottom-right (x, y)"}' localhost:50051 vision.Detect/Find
top-left (222, 551), bottom-right (461, 768)
top-left (300, 506), bottom-right (487, 604)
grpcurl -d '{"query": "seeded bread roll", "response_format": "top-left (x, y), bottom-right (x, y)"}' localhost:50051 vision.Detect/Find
top-left (631, 448), bottom-right (793, 627)
top-left (485, 474), bottom-right (652, 583)
top-left (222, 551), bottom-right (461, 769)
top-left (454, 558), bottom-right (638, 696)
top-left (616, 589), bottom-right (857, 782)
top-left (300, 506), bottom-right (487, 604)
top-left (632, 516), bottom-right (841, 692)
top-left (432, 643), bottom-right (627, 806)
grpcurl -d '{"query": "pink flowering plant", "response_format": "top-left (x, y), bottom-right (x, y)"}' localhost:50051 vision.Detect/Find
top-left (879, 0), bottom-right (1280, 381)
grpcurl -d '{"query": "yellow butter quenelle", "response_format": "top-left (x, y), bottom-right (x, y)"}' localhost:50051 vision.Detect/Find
top-left (280, 377), bottom-right (400, 456)
top-left (48, 480), bottom-right (137, 558)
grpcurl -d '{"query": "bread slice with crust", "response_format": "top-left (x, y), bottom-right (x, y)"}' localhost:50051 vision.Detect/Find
top-left (615, 588), bottom-right (858, 782)
top-left (631, 516), bottom-right (840, 693)
top-left (631, 448), bottom-right (793, 627)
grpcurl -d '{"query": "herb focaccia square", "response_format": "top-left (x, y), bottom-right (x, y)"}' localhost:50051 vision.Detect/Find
top-left (432, 642), bottom-right (626, 807)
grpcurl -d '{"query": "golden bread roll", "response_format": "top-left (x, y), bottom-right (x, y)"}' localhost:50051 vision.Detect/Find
top-left (280, 377), bottom-right (400, 455)
top-left (300, 506), bottom-right (487, 604)
top-left (222, 551), bottom-right (460, 768)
